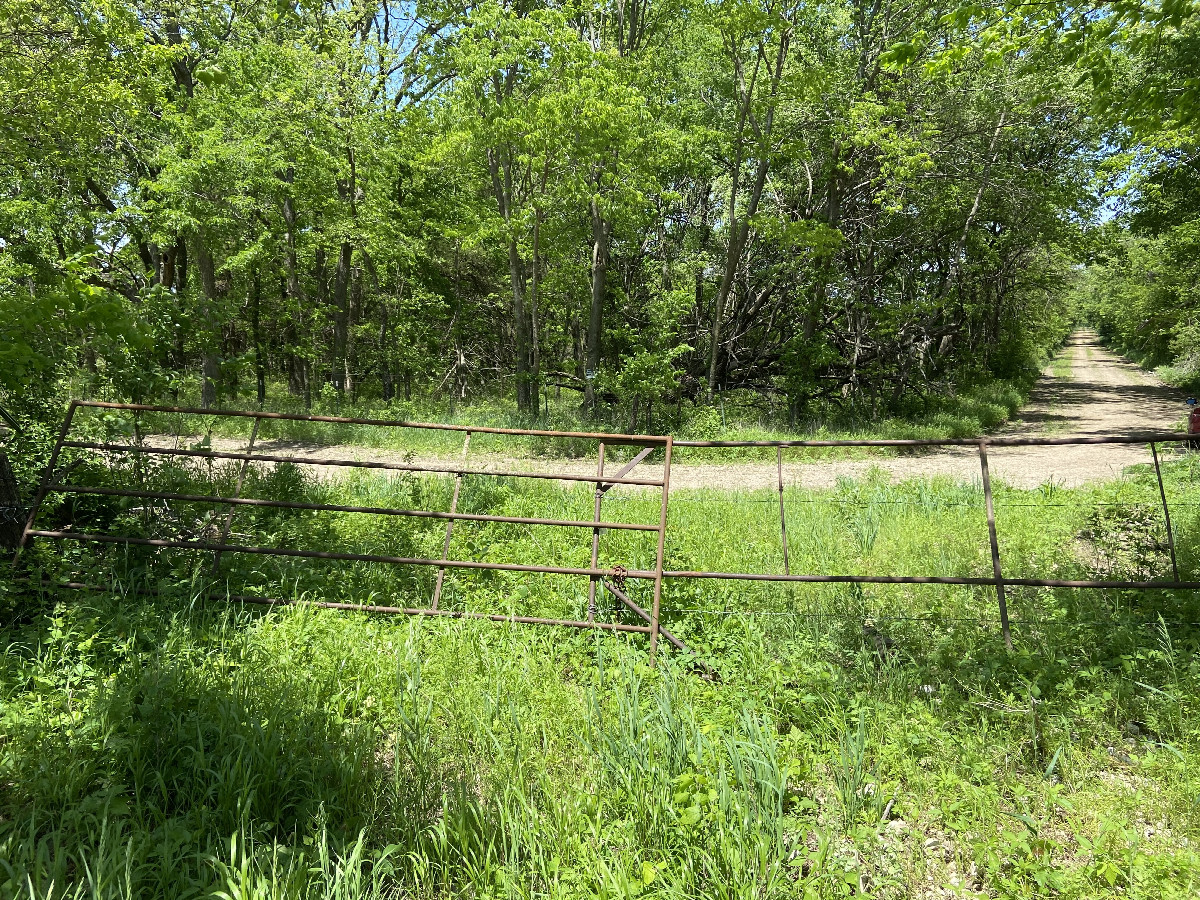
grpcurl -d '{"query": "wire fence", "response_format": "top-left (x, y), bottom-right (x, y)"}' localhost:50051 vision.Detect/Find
top-left (12, 400), bottom-right (1200, 663)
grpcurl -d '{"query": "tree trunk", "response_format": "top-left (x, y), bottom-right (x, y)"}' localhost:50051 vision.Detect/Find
top-left (252, 267), bottom-right (266, 406)
top-left (313, 246), bottom-right (328, 388)
top-left (706, 30), bottom-right (789, 401)
top-left (530, 209), bottom-right (544, 418)
top-left (706, 217), bottom-right (741, 401)
top-left (348, 266), bottom-right (361, 401)
top-left (331, 241), bottom-right (352, 395)
top-left (0, 451), bottom-right (21, 550)
top-left (507, 234), bottom-right (532, 413)
top-left (489, 146), bottom-right (532, 415)
top-left (195, 240), bottom-right (220, 409)
top-left (585, 196), bottom-right (609, 411)
top-left (572, 314), bottom-right (584, 381)
top-left (282, 169), bottom-right (302, 303)
top-left (380, 299), bottom-right (394, 401)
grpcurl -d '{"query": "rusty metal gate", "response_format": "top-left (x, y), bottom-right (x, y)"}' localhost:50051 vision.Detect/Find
top-left (12, 400), bottom-right (1200, 663)
top-left (13, 400), bottom-right (683, 659)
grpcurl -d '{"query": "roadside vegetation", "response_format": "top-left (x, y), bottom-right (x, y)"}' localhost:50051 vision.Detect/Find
top-left (118, 369), bottom-right (1041, 462)
top-left (4, 446), bottom-right (1199, 898)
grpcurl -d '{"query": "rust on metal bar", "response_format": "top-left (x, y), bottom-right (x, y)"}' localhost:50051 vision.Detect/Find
top-left (432, 430), bottom-right (471, 610)
top-left (62, 441), bottom-right (665, 487)
top-left (234, 596), bottom-right (653, 633)
top-left (978, 441), bottom-right (1012, 651)
top-left (27, 401), bottom-right (680, 652)
top-left (587, 443), bottom-right (606, 623)
top-left (1150, 442), bottom-right (1180, 583)
top-left (777, 446), bottom-right (790, 575)
top-left (212, 417), bottom-right (259, 572)
top-left (28, 401), bottom-right (1200, 660)
top-left (603, 579), bottom-right (705, 666)
top-left (41, 568), bottom-right (1200, 593)
top-left (13, 400), bottom-right (79, 563)
top-left (73, 400), bottom-right (669, 446)
top-left (29, 529), bottom-right (659, 579)
top-left (672, 434), bottom-right (1195, 448)
top-left (674, 432), bottom-right (1192, 448)
top-left (649, 436), bottom-right (673, 664)
top-left (661, 570), bottom-right (998, 584)
top-left (48, 485), bottom-right (660, 531)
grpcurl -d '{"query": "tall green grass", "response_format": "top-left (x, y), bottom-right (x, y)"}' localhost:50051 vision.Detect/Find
top-left (4, 451), bottom-right (1200, 898)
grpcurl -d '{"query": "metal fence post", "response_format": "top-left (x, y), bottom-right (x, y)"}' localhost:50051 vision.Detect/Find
top-left (978, 440), bottom-right (1012, 651)
top-left (12, 400), bottom-right (79, 564)
top-left (649, 437), bottom-right (673, 664)
top-left (587, 442), bottom-right (606, 622)
top-left (132, 408), bottom-right (145, 490)
top-left (212, 417), bottom-right (260, 573)
top-left (1150, 442), bottom-right (1180, 583)
top-left (432, 430), bottom-right (471, 609)
top-left (777, 446), bottom-right (790, 575)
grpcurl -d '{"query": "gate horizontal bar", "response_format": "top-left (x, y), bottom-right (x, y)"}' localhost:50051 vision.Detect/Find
top-left (39, 529), bottom-right (1195, 591)
top-left (232, 596), bottom-right (653, 632)
top-left (34, 580), bottom-right (653, 633)
top-left (29, 529), bottom-right (659, 579)
top-left (73, 401), bottom-right (669, 446)
top-left (675, 432), bottom-right (1191, 448)
top-left (75, 402), bottom-right (1186, 448)
top-left (661, 569), bottom-right (1200, 589)
top-left (50, 485), bottom-right (661, 531)
top-left (62, 442), bottom-right (666, 487)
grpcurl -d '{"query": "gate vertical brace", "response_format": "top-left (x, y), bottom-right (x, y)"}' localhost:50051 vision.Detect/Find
top-left (432, 431), bottom-right (471, 610)
top-left (134, 408), bottom-right (149, 530)
top-left (12, 400), bottom-right (79, 564)
top-left (978, 440), bottom-right (1012, 651)
top-left (587, 443), bottom-right (606, 622)
top-left (1150, 442), bottom-right (1180, 583)
top-left (777, 446), bottom-right (790, 575)
top-left (212, 417), bottom-right (261, 574)
top-left (133, 409), bottom-right (145, 491)
top-left (649, 437), bottom-right (673, 664)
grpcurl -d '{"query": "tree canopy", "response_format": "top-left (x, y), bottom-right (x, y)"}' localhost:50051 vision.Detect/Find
top-left (2, 0), bottom-right (1195, 426)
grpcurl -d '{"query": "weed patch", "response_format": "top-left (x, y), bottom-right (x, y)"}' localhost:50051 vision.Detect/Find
top-left (4, 455), bottom-right (1200, 897)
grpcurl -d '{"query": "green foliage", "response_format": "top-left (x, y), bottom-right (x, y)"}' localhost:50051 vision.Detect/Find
top-left (0, 0), bottom-right (1098, 433)
top-left (5, 453), bottom-right (1200, 897)
top-left (0, 257), bottom-right (148, 396)
top-left (1073, 225), bottom-right (1200, 387)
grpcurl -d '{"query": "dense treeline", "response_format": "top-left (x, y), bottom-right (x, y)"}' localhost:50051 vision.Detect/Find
top-left (1076, 152), bottom-right (1200, 385)
top-left (1072, 13), bottom-right (1200, 384)
top-left (0, 0), bottom-right (1182, 427)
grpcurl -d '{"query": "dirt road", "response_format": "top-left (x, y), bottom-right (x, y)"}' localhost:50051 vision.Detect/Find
top-left (152, 333), bottom-right (1186, 490)
top-left (772, 329), bottom-right (1188, 489)
top-left (731, 330), bottom-right (1185, 489)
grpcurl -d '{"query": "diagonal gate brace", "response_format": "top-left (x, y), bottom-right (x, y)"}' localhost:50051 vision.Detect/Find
top-left (602, 578), bottom-right (716, 677)
top-left (598, 445), bottom-right (656, 495)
